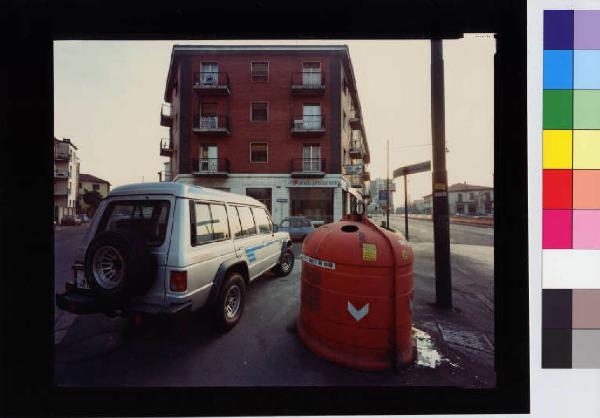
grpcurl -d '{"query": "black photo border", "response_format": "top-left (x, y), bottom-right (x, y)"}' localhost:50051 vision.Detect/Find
top-left (1, 0), bottom-right (529, 415)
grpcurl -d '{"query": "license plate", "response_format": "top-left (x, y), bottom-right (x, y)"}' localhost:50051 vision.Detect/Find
top-left (76, 269), bottom-right (90, 290)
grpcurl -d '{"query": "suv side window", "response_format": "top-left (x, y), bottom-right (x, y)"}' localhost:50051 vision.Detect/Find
top-left (194, 203), bottom-right (213, 244)
top-left (251, 207), bottom-right (272, 234)
top-left (237, 206), bottom-right (257, 236)
top-left (229, 206), bottom-right (243, 238)
top-left (210, 203), bottom-right (230, 240)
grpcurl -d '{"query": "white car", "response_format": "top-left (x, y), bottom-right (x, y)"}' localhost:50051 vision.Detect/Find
top-left (56, 182), bottom-right (294, 331)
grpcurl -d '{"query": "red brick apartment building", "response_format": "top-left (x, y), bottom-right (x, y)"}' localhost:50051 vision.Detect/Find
top-left (159, 45), bottom-right (371, 225)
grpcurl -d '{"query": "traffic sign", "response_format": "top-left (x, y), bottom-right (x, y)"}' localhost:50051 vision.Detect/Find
top-left (393, 160), bottom-right (431, 178)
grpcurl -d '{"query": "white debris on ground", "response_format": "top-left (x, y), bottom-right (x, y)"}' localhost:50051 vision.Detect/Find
top-left (412, 327), bottom-right (460, 368)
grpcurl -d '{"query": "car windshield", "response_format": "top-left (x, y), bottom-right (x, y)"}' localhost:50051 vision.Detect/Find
top-left (97, 200), bottom-right (170, 246)
top-left (291, 219), bottom-right (303, 228)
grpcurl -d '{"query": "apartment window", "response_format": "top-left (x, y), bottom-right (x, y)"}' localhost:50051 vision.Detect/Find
top-left (470, 192), bottom-right (475, 200)
top-left (251, 62), bottom-right (269, 81)
top-left (93, 184), bottom-right (100, 191)
top-left (200, 62), bottom-right (219, 86)
top-left (251, 102), bottom-right (268, 121)
top-left (199, 103), bottom-right (218, 128)
top-left (302, 104), bottom-right (321, 129)
top-left (250, 142), bottom-right (268, 163)
top-left (303, 145), bottom-right (321, 172)
top-left (458, 193), bottom-right (463, 202)
top-left (199, 145), bottom-right (218, 172)
top-left (302, 62), bottom-right (321, 86)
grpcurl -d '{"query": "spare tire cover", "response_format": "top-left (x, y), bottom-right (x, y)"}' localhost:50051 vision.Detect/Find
top-left (84, 229), bottom-right (156, 306)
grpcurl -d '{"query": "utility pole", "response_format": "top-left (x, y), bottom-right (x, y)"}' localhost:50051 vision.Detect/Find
top-left (431, 39), bottom-right (452, 309)
top-left (386, 139), bottom-right (390, 229)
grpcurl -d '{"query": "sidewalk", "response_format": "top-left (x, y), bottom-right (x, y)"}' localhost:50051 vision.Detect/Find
top-left (54, 224), bottom-right (88, 232)
top-left (398, 214), bottom-right (494, 228)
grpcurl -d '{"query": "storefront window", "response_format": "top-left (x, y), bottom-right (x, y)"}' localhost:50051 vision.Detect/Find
top-left (246, 188), bottom-right (272, 214)
top-left (290, 188), bottom-right (334, 224)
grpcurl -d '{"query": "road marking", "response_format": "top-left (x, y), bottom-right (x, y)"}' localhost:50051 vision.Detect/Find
top-left (347, 301), bottom-right (369, 321)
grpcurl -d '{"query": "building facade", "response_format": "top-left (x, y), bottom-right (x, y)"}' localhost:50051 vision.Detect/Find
top-left (366, 178), bottom-right (396, 214)
top-left (159, 45), bottom-right (371, 225)
top-left (53, 137), bottom-right (79, 224)
top-left (423, 182), bottom-right (494, 216)
top-left (78, 173), bottom-right (111, 214)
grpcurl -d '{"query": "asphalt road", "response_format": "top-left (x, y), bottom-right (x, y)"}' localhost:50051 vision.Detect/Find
top-left (54, 220), bottom-right (495, 388)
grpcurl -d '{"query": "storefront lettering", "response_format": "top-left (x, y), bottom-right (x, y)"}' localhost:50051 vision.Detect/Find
top-left (288, 179), bottom-right (341, 187)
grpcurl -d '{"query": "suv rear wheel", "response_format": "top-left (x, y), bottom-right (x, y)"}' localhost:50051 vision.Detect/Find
top-left (213, 272), bottom-right (246, 332)
top-left (272, 249), bottom-right (294, 277)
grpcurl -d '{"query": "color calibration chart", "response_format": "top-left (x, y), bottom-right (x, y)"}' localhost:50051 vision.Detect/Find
top-left (542, 10), bottom-right (600, 368)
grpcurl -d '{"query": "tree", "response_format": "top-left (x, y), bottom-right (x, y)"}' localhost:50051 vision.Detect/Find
top-left (83, 189), bottom-right (103, 214)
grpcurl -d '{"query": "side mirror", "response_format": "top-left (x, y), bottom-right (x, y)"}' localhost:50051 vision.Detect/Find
top-left (273, 224), bottom-right (279, 233)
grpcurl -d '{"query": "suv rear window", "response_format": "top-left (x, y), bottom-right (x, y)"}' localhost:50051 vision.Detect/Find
top-left (97, 200), bottom-right (170, 246)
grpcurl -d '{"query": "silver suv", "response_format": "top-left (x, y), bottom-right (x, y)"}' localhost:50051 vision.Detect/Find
top-left (56, 182), bottom-right (294, 331)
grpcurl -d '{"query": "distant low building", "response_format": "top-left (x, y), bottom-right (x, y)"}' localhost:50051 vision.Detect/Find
top-left (78, 173), bottom-right (111, 213)
top-left (423, 182), bottom-right (493, 216)
top-left (413, 198), bottom-right (426, 213)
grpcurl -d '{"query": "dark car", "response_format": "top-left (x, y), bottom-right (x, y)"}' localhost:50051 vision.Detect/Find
top-left (278, 216), bottom-right (315, 241)
top-left (61, 214), bottom-right (81, 226)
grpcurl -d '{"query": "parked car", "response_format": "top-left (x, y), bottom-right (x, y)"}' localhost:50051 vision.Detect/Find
top-left (278, 216), bottom-right (315, 241)
top-left (56, 182), bottom-right (294, 332)
top-left (61, 214), bottom-right (81, 226)
top-left (78, 214), bottom-right (90, 223)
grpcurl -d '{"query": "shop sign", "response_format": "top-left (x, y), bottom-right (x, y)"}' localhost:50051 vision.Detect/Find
top-left (288, 179), bottom-right (341, 187)
top-left (343, 164), bottom-right (363, 175)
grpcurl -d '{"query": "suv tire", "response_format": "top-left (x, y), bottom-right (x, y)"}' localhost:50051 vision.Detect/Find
top-left (272, 249), bottom-right (294, 277)
top-left (84, 229), bottom-right (156, 307)
top-left (213, 272), bottom-right (246, 332)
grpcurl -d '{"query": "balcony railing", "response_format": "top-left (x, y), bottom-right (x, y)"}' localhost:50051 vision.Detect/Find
top-left (160, 103), bottom-right (173, 127)
top-left (349, 139), bottom-right (363, 158)
top-left (193, 115), bottom-right (230, 136)
top-left (348, 174), bottom-right (362, 188)
top-left (291, 72), bottom-right (325, 95)
top-left (349, 117), bottom-right (362, 130)
top-left (193, 72), bottom-right (230, 95)
top-left (54, 152), bottom-right (71, 162)
top-left (54, 186), bottom-right (68, 195)
top-left (291, 115), bottom-right (326, 135)
top-left (291, 158), bottom-right (326, 177)
top-left (54, 169), bottom-right (69, 179)
top-left (160, 138), bottom-right (172, 156)
top-left (191, 158), bottom-right (230, 176)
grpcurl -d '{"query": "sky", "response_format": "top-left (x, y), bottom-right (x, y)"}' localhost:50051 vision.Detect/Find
top-left (54, 37), bottom-right (495, 208)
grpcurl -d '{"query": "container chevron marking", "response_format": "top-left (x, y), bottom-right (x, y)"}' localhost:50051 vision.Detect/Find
top-left (347, 301), bottom-right (369, 321)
